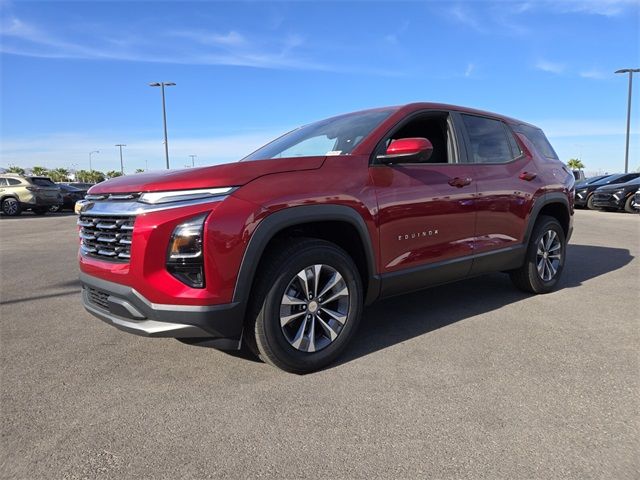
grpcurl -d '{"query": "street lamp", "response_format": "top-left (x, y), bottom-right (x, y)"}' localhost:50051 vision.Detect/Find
top-left (89, 150), bottom-right (99, 172)
top-left (115, 144), bottom-right (126, 174)
top-left (149, 82), bottom-right (176, 169)
top-left (615, 68), bottom-right (640, 174)
top-left (189, 154), bottom-right (197, 167)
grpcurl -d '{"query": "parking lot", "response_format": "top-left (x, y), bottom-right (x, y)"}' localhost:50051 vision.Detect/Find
top-left (1, 209), bottom-right (638, 479)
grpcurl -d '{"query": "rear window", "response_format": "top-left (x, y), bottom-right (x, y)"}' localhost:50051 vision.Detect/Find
top-left (461, 114), bottom-right (516, 164)
top-left (513, 124), bottom-right (558, 159)
top-left (27, 177), bottom-right (56, 187)
top-left (6, 178), bottom-right (22, 186)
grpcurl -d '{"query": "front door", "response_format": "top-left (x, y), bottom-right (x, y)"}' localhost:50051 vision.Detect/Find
top-left (370, 111), bottom-right (476, 295)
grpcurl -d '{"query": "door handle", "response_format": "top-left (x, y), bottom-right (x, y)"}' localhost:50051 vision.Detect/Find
top-left (519, 171), bottom-right (537, 181)
top-left (448, 177), bottom-right (472, 188)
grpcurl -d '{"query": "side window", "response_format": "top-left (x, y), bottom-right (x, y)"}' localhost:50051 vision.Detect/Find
top-left (513, 124), bottom-right (558, 160)
top-left (0, 178), bottom-right (7, 186)
top-left (7, 178), bottom-right (22, 185)
top-left (461, 115), bottom-right (514, 164)
top-left (380, 112), bottom-right (454, 164)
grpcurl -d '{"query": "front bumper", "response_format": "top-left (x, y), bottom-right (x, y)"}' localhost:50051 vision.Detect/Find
top-left (80, 272), bottom-right (244, 349)
top-left (592, 192), bottom-right (624, 210)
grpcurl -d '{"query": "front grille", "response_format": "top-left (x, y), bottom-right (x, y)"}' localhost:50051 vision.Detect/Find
top-left (86, 287), bottom-right (110, 310)
top-left (78, 215), bottom-right (135, 261)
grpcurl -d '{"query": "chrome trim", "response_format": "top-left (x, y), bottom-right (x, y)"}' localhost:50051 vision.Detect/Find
top-left (80, 194), bottom-right (230, 216)
top-left (138, 187), bottom-right (234, 205)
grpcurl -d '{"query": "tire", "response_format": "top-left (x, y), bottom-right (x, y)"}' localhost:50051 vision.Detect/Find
top-left (624, 195), bottom-right (637, 214)
top-left (49, 205), bottom-right (61, 213)
top-left (510, 215), bottom-right (566, 294)
top-left (586, 194), bottom-right (597, 210)
top-left (1, 197), bottom-right (21, 216)
top-left (246, 238), bottom-right (363, 374)
top-left (32, 207), bottom-right (48, 215)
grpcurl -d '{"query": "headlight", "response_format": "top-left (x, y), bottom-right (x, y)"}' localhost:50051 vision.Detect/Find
top-left (576, 189), bottom-right (587, 199)
top-left (166, 213), bottom-right (208, 288)
top-left (139, 187), bottom-right (234, 205)
top-left (613, 189), bottom-right (625, 201)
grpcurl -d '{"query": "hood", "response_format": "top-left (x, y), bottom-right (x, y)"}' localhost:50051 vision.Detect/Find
top-left (596, 179), bottom-right (640, 192)
top-left (88, 156), bottom-right (325, 194)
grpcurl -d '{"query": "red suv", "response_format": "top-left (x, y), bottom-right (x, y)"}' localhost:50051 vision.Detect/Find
top-left (79, 103), bottom-right (574, 373)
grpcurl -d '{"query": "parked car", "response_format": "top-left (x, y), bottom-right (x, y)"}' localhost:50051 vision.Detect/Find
top-left (0, 174), bottom-right (62, 216)
top-left (50, 184), bottom-right (86, 212)
top-left (63, 182), bottom-right (95, 190)
top-left (592, 177), bottom-right (640, 213)
top-left (574, 174), bottom-right (611, 189)
top-left (574, 173), bottom-right (640, 209)
top-left (78, 102), bottom-right (574, 373)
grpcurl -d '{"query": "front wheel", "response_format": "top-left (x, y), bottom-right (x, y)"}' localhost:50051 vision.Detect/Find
top-left (586, 194), bottom-right (597, 210)
top-left (510, 216), bottom-right (566, 294)
top-left (246, 238), bottom-right (363, 374)
top-left (624, 195), bottom-right (638, 214)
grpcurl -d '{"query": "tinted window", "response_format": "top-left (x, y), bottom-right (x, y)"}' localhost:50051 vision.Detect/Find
top-left (513, 124), bottom-right (558, 159)
top-left (27, 177), bottom-right (56, 187)
top-left (7, 178), bottom-right (22, 185)
top-left (0, 178), bottom-right (6, 186)
top-left (462, 115), bottom-right (514, 164)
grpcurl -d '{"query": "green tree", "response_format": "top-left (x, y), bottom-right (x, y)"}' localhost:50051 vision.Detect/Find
top-left (49, 168), bottom-right (70, 182)
top-left (135, 168), bottom-right (145, 173)
top-left (88, 171), bottom-right (106, 183)
top-left (567, 158), bottom-right (585, 170)
top-left (105, 170), bottom-right (123, 179)
top-left (6, 165), bottom-right (25, 175)
top-left (75, 170), bottom-right (90, 182)
top-left (31, 166), bottom-right (49, 176)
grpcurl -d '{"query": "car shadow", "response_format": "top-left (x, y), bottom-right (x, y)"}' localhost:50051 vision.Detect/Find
top-left (332, 243), bottom-right (633, 368)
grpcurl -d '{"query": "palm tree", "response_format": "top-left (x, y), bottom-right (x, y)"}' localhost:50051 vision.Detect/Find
top-left (88, 171), bottom-right (105, 183)
top-left (567, 158), bottom-right (585, 170)
top-left (135, 168), bottom-right (145, 173)
top-left (105, 170), bottom-right (123, 179)
top-left (31, 166), bottom-right (49, 176)
top-left (49, 168), bottom-right (70, 182)
top-left (6, 165), bottom-right (25, 175)
top-left (75, 170), bottom-right (90, 182)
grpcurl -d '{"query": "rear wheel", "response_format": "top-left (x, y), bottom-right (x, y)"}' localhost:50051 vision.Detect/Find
top-left (1, 198), bottom-right (21, 216)
top-left (510, 215), bottom-right (566, 294)
top-left (246, 238), bottom-right (363, 374)
top-left (624, 195), bottom-right (637, 214)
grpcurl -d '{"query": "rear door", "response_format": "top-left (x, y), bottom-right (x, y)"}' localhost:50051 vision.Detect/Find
top-left (458, 114), bottom-right (536, 256)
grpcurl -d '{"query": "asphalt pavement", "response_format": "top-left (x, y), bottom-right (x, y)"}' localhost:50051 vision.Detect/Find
top-left (1, 209), bottom-right (638, 479)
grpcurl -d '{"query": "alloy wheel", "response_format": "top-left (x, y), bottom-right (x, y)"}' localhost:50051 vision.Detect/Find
top-left (536, 230), bottom-right (562, 282)
top-left (3, 199), bottom-right (18, 215)
top-left (279, 264), bottom-right (350, 353)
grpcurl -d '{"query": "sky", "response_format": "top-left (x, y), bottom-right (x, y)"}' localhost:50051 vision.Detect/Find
top-left (1, 0), bottom-right (639, 174)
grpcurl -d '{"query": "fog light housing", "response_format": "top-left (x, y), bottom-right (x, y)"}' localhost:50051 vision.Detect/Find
top-left (166, 213), bottom-right (208, 288)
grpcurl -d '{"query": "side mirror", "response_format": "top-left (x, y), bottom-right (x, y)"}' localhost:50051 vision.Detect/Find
top-left (378, 137), bottom-right (433, 164)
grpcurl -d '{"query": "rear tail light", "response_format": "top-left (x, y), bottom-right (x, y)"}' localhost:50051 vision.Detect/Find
top-left (166, 213), bottom-right (208, 288)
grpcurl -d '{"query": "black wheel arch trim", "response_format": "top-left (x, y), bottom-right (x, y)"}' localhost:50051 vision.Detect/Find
top-left (232, 204), bottom-right (381, 311)
top-left (524, 192), bottom-right (572, 244)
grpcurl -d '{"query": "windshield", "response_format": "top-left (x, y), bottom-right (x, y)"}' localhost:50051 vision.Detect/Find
top-left (243, 108), bottom-right (395, 161)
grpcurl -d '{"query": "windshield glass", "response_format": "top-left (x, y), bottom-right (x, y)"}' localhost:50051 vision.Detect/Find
top-left (243, 108), bottom-right (395, 161)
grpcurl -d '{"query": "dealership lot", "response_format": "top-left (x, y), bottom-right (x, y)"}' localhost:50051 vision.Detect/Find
top-left (1, 210), bottom-right (638, 479)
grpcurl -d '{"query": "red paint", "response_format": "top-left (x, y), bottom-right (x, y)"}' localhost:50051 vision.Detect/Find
top-left (82, 102), bottom-right (574, 306)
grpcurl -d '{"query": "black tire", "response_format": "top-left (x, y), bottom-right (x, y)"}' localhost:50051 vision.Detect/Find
top-left (49, 205), bottom-right (62, 213)
top-left (246, 238), bottom-right (363, 374)
top-left (32, 207), bottom-right (48, 215)
top-left (510, 215), bottom-right (566, 294)
top-left (1, 197), bottom-right (21, 216)
top-left (586, 194), bottom-right (597, 210)
top-left (624, 195), bottom-right (637, 214)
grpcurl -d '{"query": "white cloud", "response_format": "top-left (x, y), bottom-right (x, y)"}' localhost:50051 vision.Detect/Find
top-left (448, 5), bottom-right (485, 33)
top-left (579, 69), bottom-right (609, 79)
top-left (534, 59), bottom-right (565, 74)
top-left (465, 62), bottom-right (475, 77)
top-left (0, 131), bottom-right (285, 172)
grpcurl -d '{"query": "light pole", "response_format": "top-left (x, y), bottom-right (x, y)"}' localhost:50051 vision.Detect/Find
top-left (615, 68), bottom-right (640, 174)
top-left (189, 154), bottom-right (197, 167)
top-left (149, 82), bottom-right (176, 169)
top-left (115, 144), bottom-right (126, 174)
top-left (89, 150), bottom-right (99, 172)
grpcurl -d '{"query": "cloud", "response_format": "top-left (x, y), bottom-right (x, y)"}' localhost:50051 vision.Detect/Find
top-left (579, 69), bottom-right (609, 79)
top-left (550, 0), bottom-right (637, 17)
top-left (0, 131), bottom-right (287, 172)
top-left (448, 5), bottom-right (485, 33)
top-left (464, 63), bottom-right (475, 77)
top-left (534, 59), bottom-right (565, 74)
